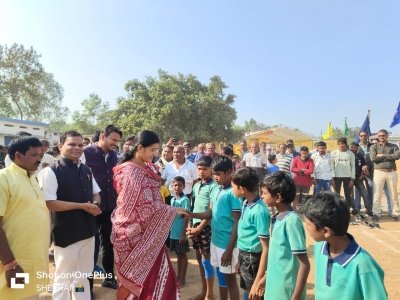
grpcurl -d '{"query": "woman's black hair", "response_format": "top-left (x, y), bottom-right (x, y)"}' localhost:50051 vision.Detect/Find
top-left (121, 130), bottom-right (160, 163)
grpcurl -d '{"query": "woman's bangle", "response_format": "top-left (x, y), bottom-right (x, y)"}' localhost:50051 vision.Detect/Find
top-left (3, 259), bottom-right (18, 271)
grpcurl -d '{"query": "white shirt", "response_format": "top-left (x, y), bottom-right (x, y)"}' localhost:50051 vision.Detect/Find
top-left (38, 161), bottom-right (101, 201)
top-left (161, 159), bottom-right (198, 195)
top-left (243, 151), bottom-right (268, 168)
top-left (36, 153), bottom-right (55, 174)
top-left (4, 154), bottom-right (11, 167)
top-left (311, 152), bottom-right (335, 180)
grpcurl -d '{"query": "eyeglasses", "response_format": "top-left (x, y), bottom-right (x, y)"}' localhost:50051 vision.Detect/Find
top-left (377, 135), bottom-right (386, 137)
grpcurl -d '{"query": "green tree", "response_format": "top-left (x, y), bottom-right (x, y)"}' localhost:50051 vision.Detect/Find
top-left (71, 93), bottom-right (112, 134)
top-left (0, 43), bottom-right (67, 122)
top-left (330, 126), bottom-right (360, 142)
top-left (243, 118), bottom-right (270, 133)
top-left (113, 70), bottom-right (237, 145)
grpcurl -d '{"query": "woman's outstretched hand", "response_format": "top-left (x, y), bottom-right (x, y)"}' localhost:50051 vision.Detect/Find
top-left (176, 208), bottom-right (190, 219)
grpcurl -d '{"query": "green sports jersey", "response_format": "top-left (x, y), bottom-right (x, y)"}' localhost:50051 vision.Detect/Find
top-left (237, 198), bottom-right (270, 253)
top-left (265, 211), bottom-right (307, 300)
top-left (211, 185), bottom-right (242, 249)
top-left (192, 179), bottom-right (219, 224)
top-left (314, 234), bottom-right (387, 300)
top-left (169, 195), bottom-right (191, 240)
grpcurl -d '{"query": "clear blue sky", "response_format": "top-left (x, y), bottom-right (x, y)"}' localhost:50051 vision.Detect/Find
top-left (1, 0), bottom-right (399, 137)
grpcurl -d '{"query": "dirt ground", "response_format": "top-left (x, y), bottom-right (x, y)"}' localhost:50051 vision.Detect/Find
top-left (40, 212), bottom-right (398, 300)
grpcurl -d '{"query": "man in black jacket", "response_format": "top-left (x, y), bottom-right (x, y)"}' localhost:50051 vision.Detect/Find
top-left (38, 131), bottom-right (101, 300)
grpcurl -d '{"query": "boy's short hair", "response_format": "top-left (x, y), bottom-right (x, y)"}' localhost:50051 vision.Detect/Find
top-left (301, 192), bottom-right (350, 236)
top-left (221, 146), bottom-right (234, 157)
top-left (197, 155), bottom-right (212, 167)
top-left (337, 137), bottom-right (347, 145)
top-left (260, 171), bottom-right (296, 204)
top-left (316, 141), bottom-right (326, 148)
top-left (231, 167), bottom-right (259, 193)
top-left (300, 146), bottom-right (309, 152)
top-left (350, 142), bottom-right (359, 147)
top-left (173, 176), bottom-right (185, 186)
top-left (211, 156), bottom-right (233, 173)
top-left (268, 154), bottom-right (277, 164)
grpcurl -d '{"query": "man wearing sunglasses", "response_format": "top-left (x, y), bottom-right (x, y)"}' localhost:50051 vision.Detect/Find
top-left (369, 129), bottom-right (400, 222)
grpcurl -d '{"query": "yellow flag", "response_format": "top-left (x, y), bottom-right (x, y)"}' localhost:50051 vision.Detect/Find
top-left (322, 122), bottom-right (334, 140)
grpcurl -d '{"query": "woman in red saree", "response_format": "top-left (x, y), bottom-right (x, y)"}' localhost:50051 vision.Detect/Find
top-left (111, 130), bottom-right (188, 300)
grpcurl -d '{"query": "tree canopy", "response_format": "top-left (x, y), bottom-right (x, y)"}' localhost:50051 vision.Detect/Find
top-left (113, 70), bottom-right (238, 144)
top-left (242, 118), bottom-right (270, 133)
top-left (0, 43), bottom-right (67, 125)
top-left (71, 93), bottom-right (112, 134)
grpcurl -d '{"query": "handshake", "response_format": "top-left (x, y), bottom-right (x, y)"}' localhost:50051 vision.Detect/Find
top-left (176, 208), bottom-right (191, 219)
top-left (175, 208), bottom-right (203, 238)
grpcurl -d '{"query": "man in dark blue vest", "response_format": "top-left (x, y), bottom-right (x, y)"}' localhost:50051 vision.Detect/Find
top-left (82, 125), bottom-right (122, 289)
top-left (38, 131), bottom-right (102, 300)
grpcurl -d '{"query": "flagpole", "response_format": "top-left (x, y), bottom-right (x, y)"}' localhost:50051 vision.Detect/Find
top-left (368, 109), bottom-right (371, 136)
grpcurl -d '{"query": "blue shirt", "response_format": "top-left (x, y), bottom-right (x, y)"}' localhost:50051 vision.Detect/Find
top-left (211, 185), bottom-right (242, 249)
top-left (169, 194), bottom-right (191, 240)
top-left (314, 234), bottom-right (387, 300)
top-left (237, 198), bottom-right (270, 253)
top-left (192, 179), bottom-right (219, 224)
top-left (266, 164), bottom-right (279, 174)
top-left (187, 153), bottom-right (196, 163)
top-left (265, 211), bottom-right (307, 300)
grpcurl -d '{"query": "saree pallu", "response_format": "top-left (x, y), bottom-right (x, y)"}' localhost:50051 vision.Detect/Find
top-left (111, 161), bottom-right (179, 299)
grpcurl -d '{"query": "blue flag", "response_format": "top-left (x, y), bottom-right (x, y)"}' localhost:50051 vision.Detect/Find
top-left (355, 111), bottom-right (371, 142)
top-left (390, 102), bottom-right (400, 128)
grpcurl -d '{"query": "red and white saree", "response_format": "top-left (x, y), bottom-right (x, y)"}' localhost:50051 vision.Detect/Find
top-left (111, 161), bottom-right (179, 300)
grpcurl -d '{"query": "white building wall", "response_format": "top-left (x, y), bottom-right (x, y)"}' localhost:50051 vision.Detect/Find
top-left (0, 118), bottom-right (48, 146)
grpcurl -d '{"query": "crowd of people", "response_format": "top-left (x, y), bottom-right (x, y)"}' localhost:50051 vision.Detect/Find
top-left (0, 125), bottom-right (396, 300)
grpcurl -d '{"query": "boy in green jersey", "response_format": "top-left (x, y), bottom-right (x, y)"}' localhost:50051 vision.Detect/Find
top-left (190, 156), bottom-right (241, 300)
top-left (260, 171), bottom-right (310, 300)
top-left (187, 156), bottom-right (218, 299)
top-left (302, 192), bottom-right (387, 300)
top-left (232, 167), bottom-right (270, 300)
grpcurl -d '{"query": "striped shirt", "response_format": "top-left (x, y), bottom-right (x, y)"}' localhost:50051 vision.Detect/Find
top-left (276, 153), bottom-right (292, 174)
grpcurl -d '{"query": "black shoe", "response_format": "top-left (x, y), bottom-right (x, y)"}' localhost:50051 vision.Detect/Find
top-left (360, 220), bottom-right (374, 229)
top-left (372, 223), bottom-right (381, 229)
top-left (392, 216), bottom-right (399, 222)
top-left (367, 210), bottom-right (373, 217)
top-left (101, 278), bottom-right (118, 290)
top-left (372, 215), bottom-right (380, 223)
